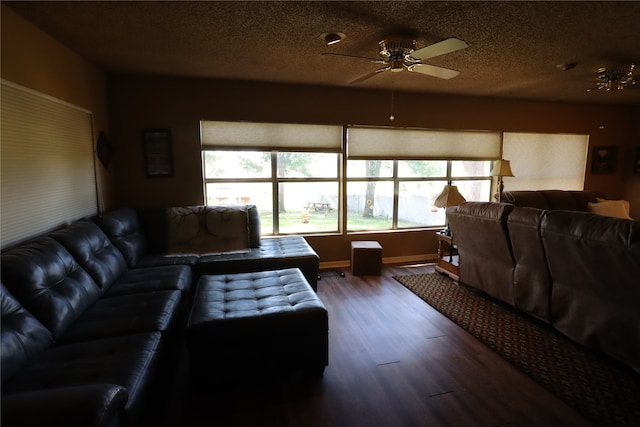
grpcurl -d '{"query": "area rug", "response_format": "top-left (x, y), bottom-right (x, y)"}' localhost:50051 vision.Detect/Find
top-left (393, 273), bottom-right (640, 427)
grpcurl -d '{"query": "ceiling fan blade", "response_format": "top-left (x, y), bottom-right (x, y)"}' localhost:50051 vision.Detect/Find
top-left (409, 37), bottom-right (469, 61)
top-left (408, 63), bottom-right (460, 80)
top-left (351, 66), bottom-right (390, 84)
top-left (322, 52), bottom-right (386, 64)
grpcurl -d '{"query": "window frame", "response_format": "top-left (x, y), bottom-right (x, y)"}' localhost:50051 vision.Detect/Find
top-left (202, 148), bottom-right (342, 235)
top-left (345, 159), bottom-right (493, 232)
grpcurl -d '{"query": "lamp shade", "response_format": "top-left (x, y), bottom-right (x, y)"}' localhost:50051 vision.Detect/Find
top-left (433, 185), bottom-right (467, 208)
top-left (490, 159), bottom-right (514, 177)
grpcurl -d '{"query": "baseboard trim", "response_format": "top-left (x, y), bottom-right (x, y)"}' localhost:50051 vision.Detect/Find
top-left (319, 253), bottom-right (438, 270)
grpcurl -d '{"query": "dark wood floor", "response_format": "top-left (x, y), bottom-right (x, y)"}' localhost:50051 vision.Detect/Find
top-left (162, 263), bottom-right (594, 427)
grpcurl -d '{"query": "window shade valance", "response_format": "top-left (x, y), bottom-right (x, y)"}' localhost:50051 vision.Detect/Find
top-left (346, 126), bottom-right (502, 160)
top-left (201, 121), bottom-right (342, 151)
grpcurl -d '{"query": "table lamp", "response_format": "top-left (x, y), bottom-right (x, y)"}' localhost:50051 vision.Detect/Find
top-left (433, 183), bottom-right (466, 235)
top-left (490, 159), bottom-right (514, 201)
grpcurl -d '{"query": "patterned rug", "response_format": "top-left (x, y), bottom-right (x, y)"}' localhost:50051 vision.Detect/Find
top-left (393, 273), bottom-right (640, 427)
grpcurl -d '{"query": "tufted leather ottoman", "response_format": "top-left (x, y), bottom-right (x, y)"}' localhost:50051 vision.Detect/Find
top-left (186, 268), bottom-right (328, 388)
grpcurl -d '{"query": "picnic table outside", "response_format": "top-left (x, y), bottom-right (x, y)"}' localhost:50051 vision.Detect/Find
top-left (306, 202), bottom-right (334, 213)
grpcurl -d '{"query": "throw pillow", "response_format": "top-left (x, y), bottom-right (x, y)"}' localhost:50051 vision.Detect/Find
top-left (588, 200), bottom-right (633, 220)
top-left (167, 206), bottom-right (206, 255)
top-left (595, 197), bottom-right (631, 216)
top-left (204, 206), bottom-right (250, 254)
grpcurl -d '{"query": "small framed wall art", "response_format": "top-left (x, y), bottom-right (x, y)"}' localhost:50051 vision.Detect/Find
top-left (591, 146), bottom-right (618, 174)
top-left (142, 128), bottom-right (173, 178)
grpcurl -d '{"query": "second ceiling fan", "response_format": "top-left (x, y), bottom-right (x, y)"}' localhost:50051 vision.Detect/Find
top-left (324, 34), bottom-right (469, 83)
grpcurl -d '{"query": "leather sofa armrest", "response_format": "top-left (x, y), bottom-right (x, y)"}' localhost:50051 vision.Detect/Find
top-left (2, 384), bottom-right (128, 427)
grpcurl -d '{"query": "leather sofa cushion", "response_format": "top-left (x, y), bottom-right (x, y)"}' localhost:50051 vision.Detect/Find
top-left (2, 332), bottom-right (162, 418)
top-left (56, 291), bottom-right (181, 344)
top-left (103, 265), bottom-right (192, 298)
top-left (93, 208), bottom-right (148, 267)
top-left (194, 236), bottom-right (320, 290)
top-left (1, 384), bottom-right (128, 427)
top-left (1, 284), bottom-right (53, 384)
top-left (50, 221), bottom-right (128, 290)
top-left (1, 237), bottom-right (101, 340)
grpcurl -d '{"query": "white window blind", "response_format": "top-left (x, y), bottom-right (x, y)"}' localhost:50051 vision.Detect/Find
top-left (502, 132), bottom-right (589, 191)
top-left (347, 126), bottom-right (502, 160)
top-left (201, 121), bottom-right (342, 151)
top-left (1, 80), bottom-right (97, 249)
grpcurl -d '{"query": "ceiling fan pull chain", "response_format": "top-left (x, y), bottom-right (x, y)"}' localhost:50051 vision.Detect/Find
top-left (390, 82), bottom-right (395, 121)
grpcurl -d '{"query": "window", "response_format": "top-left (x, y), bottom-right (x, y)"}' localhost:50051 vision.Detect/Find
top-left (1, 80), bottom-right (97, 249)
top-left (345, 126), bottom-right (499, 232)
top-left (202, 122), bottom-right (590, 236)
top-left (502, 132), bottom-right (589, 191)
top-left (346, 159), bottom-right (492, 231)
top-left (201, 121), bottom-right (342, 235)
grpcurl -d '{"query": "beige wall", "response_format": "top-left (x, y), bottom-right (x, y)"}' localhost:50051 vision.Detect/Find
top-left (108, 74), bottom-right (637, 263)
top-left (1, 5), bottom-right (115, 211)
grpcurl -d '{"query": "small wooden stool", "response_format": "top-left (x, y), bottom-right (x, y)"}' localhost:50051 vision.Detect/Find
top-left (351, 241), bottom-right (382, 276)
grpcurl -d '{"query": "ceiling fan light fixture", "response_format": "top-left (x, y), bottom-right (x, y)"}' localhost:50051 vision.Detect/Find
top-left (321, 32), bottom-right (345, 46)
top-left (589, 64), bottom-right (636, 91)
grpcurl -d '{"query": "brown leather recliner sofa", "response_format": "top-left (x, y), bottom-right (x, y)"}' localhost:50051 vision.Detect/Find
top-left (446, 190), bottom-right (640, 374)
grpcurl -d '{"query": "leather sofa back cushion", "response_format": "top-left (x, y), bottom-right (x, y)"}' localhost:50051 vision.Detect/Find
top-left (50, 221), bottom-right (128, 290)
top-left (501, 190), bottom-right (604, 211)
top-left (446, 202), bottom-right (516, 304)
top-left (1, 284), bottom-right (53, 384)
top-left (1, 237), bottom-right (101, 340)
top-left (94, 208), bottom-right (148, 267)
top-left (167, 206), bottom-right (250, 255)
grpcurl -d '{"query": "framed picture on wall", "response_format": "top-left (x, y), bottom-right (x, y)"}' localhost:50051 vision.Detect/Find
top-left (634, 145), bottom-right (640, 174)
top-left (591, 146), bottom-right (618, 174)
top-left (142, 128), bottom-right (173, 178)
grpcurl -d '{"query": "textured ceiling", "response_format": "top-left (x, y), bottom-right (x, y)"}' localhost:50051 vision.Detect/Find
top-left (7, 1), bottom-right (640, 105)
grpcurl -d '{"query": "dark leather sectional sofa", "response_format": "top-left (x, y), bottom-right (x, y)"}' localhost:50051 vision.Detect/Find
top-left (446, 190), bottom-right (640, 374)
top-left (1, 205), bottom-right (320, 427)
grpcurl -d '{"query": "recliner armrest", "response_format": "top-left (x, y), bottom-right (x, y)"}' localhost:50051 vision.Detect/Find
top-left (2, 384), bottom-right (128, 427)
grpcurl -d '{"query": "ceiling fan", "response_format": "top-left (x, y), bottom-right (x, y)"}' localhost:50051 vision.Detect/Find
top-left (587, 63), bottom-right (637, 91)
top-left (323, 34), bottom-right (469, 83)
